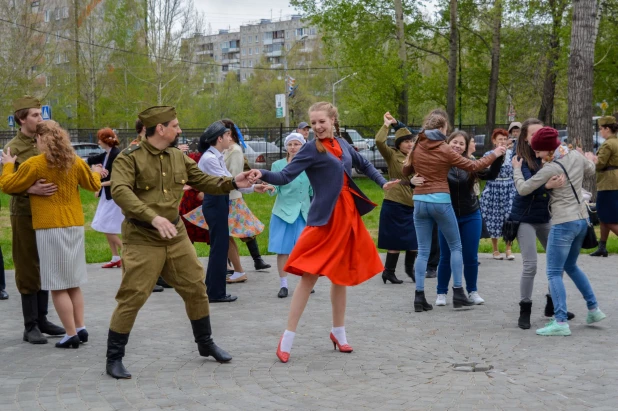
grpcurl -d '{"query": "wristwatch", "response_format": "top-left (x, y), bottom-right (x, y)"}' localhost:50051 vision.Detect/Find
top-left (231, 177), bottom-right (239, 190)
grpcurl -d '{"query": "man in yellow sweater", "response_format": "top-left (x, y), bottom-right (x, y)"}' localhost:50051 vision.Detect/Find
top-left (1, 96), bottom-right (65, 344)
top-left (105, 106), bottom-right (255, 379)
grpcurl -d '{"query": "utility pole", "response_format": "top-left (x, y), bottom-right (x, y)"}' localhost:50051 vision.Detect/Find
top-left (282, 35), bottom-right (308, 128)
top-left (332, 73), bottom-right (357, 107)
top-left (73, 0), bottom-right (82, 127)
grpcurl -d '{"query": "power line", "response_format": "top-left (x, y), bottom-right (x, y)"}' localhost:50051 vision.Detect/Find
top-left (0, 17), bottom-right (351, 72)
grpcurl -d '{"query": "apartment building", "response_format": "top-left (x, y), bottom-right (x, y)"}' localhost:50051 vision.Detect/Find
top-left (186, 15), bottom-right (318, 83)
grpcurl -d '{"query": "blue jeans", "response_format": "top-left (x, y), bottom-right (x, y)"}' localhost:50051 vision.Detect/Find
top-left (546, 219), bottom-right (598, 322)
top-left (203, 194), bottom-right (230, 300)
top-left (413, 201), bottom-right (462, 291)
top-left (437, 209), bottom-right (482, 295)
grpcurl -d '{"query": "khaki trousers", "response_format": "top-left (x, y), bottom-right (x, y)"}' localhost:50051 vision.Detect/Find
top-left (109, 235), bottom-right (210, 334)
top-left (10, 215), bottom-right (41, 294)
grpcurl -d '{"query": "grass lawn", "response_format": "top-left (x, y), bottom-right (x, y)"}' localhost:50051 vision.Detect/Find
top-left (1, 178), bottom-right (617, 269)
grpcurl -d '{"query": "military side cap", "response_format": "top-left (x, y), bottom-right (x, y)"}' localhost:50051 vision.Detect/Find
top-left (138, 106), bottom-right (177, 128)
top-left (13, 95), bottom-right (41, 112)
top-left (598, 116), bottom-right (616, 126)
top-left (395, 128), bottom-right (412, 138)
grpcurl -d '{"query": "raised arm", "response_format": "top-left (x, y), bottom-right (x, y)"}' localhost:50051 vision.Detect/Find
top-left (375, 114), bottom-right (395, 161)
top-left (185, 154), bottom-right (234, 194)
top-left (345, 140), bottom-right (388, 187)
top-left (259, 143), bottom-right (313, 186)
top-left (76, 158), bottom-right (101, 192)
top-left (449, 149), bottom-right (500, 172)
top-left (513, 163), bottom-right (557, 196)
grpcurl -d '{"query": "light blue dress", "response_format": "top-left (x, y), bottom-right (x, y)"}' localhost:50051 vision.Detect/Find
top-left (268, 158), bottom-right (313, 254)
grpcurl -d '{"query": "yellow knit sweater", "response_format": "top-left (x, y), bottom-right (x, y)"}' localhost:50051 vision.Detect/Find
top-left (0, 154), bottom-right (101, 229)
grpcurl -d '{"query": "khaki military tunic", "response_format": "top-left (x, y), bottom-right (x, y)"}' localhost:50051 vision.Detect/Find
top-left (108, 139), bottom-right (235, 334)
top-left (1, 131), bottom-right (41, 294)
top-left (596, 134), bottom-right (618, 191)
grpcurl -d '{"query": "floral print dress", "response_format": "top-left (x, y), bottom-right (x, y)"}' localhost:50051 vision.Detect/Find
top-left (480, 148), bottom-right (517, 238)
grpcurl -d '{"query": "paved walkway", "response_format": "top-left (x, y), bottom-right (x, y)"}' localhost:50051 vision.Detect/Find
top-left (0, 253), bottom-right (616, 410)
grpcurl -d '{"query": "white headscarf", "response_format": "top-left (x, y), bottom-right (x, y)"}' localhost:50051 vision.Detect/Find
top-left (285, 132), bottom-right (306, 147)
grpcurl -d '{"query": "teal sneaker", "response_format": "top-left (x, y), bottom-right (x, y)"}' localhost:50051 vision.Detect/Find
top-left (586, 308), bottom-right (607, 324)
top-left (536, 319), bottom-right (571, 336)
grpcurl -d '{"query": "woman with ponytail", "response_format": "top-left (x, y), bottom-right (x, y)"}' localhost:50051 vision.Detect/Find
top-left (88, 128), bottom-right (123, 268)
top-left (250, 102), bottom-right (399, 363)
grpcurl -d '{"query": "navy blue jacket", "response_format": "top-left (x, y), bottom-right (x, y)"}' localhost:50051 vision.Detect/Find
top-left (260, 137), bottom-right (387, 226)
top-left (87, 146), bottom-right (120, 200)
top-left (509, 153), bottom-right (550, 224)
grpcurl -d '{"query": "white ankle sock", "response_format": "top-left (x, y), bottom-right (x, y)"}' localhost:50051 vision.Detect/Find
top-left (280, 277), bottom-right (288, 288)
top-left (111, 256), bottom-right (121, 262)
top-left (331, 326), bottom-right (347, 346)
top-left (59, 334), bottom-right (76, 344)
top-left (589, 307), bottom-right (599, 312)
top-left (280, 330), bottom-right (295, 353)
top-left (76, 326), bottom-right (86, 332)
top-left (229, 271), bottom-right (245, 280)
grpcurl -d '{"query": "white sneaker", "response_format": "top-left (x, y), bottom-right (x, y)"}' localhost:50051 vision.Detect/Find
top-left (468, 291), bottom-right (485, 305)
top-left (436, 294), bottom-right (447, 306)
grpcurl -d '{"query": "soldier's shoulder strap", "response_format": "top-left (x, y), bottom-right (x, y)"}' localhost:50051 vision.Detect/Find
top-left (122, 144), bottom-right (142, 156)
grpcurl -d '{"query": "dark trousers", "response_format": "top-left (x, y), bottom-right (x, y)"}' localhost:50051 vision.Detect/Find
top-left (0, 247), bottom-right (5, 290)
top-left (203, 194), bottom-right (229, 300)
top-left (427, 224), bottom-right (441, 271)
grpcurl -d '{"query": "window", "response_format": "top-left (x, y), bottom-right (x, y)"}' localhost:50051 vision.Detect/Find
top-left (255, 35), bottom-right (258, 43)
top-left (255, 47), bottom-right (259, 55)
top-left (249, 60), bottom-right (253, 68)
top-left (242, 73), bottom-right (246, 80)
top-left (55, 8), bottom-right (61, 20)
top-left (62, 6), bottom-right (69, 18)
top-left (309, 28), bottom-right (316, 35)
top-left (31, 1), bottom-right (39, 13)
top-left (242, 49), bottom-right (245, 56)
top-left (249, 48), bottom-right (252, 55)
top-left (44, 9), bottom-right (52, 22)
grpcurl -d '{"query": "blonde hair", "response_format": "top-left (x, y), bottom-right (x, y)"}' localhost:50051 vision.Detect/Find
top-left (308, 101), bottom-right (340, 153)
top-left (35, 121), bottom-right (76, 171)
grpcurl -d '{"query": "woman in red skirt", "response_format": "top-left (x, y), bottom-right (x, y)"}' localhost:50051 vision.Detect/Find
top-left (254, 102), bottom-right (399, 362)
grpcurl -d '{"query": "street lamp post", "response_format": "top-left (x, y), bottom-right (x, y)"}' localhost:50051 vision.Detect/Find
top-left (332, 72), bottom-right (357, 107)
top-left (283, 35), bottom-right (309, 128)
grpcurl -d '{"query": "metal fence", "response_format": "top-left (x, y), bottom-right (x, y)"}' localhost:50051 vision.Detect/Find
top-left (0, 123), bottom-right (568, 171)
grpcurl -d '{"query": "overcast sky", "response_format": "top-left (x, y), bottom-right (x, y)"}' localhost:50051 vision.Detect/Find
top-left (194, 0), bottom-right (299, 32)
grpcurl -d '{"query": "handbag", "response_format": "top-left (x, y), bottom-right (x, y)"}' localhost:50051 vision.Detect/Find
top-left (553, 161), bottom-right (599, 249)
top-left (502, 198), bottom-right (533, 243)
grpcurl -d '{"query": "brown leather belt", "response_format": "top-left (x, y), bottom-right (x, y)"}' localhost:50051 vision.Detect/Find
top-left (128, 216), bottom-right (179, 230)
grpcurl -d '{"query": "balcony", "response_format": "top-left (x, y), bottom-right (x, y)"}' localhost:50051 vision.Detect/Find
top-left (270, 63), bottom-right (283, 69)
top-left (265, 50), bottom-right (282, 57)
top-left (222, 58), bottom-right (240, 64)
top-left (196, 49), bottom-right (214, 56)
top-left (263, 38), bottom-right (273, 45)
top-left (273, 38), bottom-right (285, 44)
top-left (228, 46), bottom-right (239, 52)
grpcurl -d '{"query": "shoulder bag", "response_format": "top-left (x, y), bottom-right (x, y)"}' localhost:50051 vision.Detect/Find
top-left (553, 161), bottom-right (599, 249)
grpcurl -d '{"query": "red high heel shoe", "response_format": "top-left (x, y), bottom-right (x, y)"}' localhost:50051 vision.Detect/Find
top-left (102, 260), bottom-right (122, 268)
top-left (276, 336), bottom-right (290, 363)
top-left (329, 332), bottom-right (353, 353)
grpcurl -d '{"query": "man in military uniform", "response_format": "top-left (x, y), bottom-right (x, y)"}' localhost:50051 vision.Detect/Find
top-left (1, 96), bottom-right (65, 344)
top-left (106, 106), bottom-right (254, 379)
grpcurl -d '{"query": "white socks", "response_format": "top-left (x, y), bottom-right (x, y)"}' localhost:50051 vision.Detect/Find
top-left (229, 271), bottom-right (245, 280)
top-left (280, 277), bottom-right (288, 288)
top-left (59, 334), bottom-right (76, 344)
top-left (111, 256), bottom-right (121, 262)
top-left (331, 326), bottom-right (347, 346)
top-left (280, 330), bottom-right (295, 353)
top-left (76, 326), bottom-right (86, 332)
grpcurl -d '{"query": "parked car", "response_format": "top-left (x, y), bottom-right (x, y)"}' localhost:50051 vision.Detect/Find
top-left (244, 141), bottom-right (284, 170)
top-left (355, 136), bottom-right (397, 174)
top-left (71, 143), bottom-right (105, 160)
top-left (343, 129), bottom-right (369, 151)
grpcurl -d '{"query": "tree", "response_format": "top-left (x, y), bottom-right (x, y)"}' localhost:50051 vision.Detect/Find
top-left (567, 0), bottom-right (604, 193)
top-left (485, 0), bottom-right (502, 135)
top-left (446, 0), bottom-right (458, 127)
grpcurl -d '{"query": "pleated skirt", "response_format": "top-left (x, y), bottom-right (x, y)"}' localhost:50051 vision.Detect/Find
top-left (36, 226), bottom-right (88, 291)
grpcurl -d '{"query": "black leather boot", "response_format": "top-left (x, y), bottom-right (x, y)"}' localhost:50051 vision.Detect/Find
top-left (544, 294), bottom-right (575, 320)
top-left (452, 287), bottom-right (474, 308)
top-left (191, 316), bottom-right (232, 362)
top-left (590, 241), bottom-right (608, 257)
top-left (106, 329), bottom-right (131, 379)
top-left (382, 253), bottom-right (403, 284)
top-left (405, 251), bottom-right (417, 282)
top-left (246, 238), bottom-right (271, 270)
top-left (37, 290), bottom-right (65, 335)
top-left (518, 301), bottom-right (532, 329)
top-left (414, 290), bottom-right (433, 312)
top-left (21, 294), bottom-right (47, 344)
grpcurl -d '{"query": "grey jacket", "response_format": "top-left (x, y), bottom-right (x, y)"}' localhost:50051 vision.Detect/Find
top-left (513, 150), bottom-right (596, 225)
top-left (260, 137), bottom-right (387, 226)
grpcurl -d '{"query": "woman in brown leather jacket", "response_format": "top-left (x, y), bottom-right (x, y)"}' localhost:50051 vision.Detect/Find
top-left (403, 113), bottom-right (505, 312)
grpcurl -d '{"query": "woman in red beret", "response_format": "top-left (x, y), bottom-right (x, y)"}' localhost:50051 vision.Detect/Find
top-left (512, 127), bottom-right (607, 336)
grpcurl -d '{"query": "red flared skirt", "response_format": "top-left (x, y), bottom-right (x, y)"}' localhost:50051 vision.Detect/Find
top-left (283, 184), bottom-right (384, 286)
